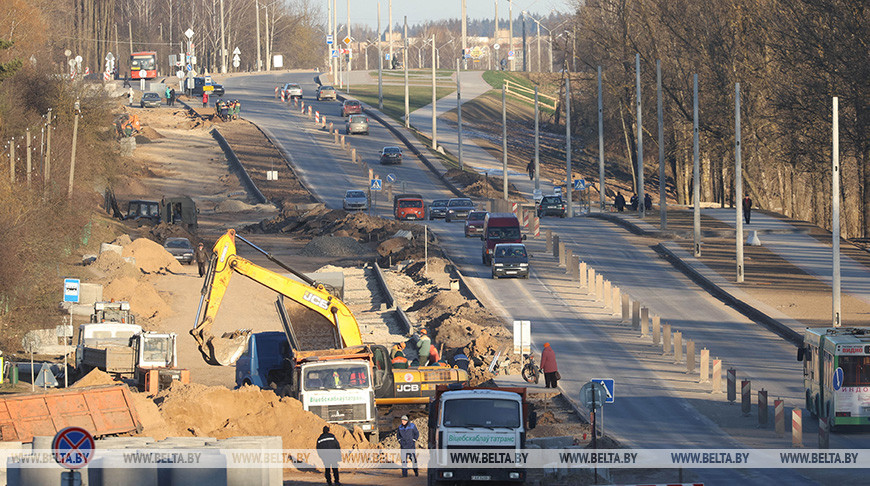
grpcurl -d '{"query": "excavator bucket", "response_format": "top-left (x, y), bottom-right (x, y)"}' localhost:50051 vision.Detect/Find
top-left (207, 331), bottom-right (251, 366)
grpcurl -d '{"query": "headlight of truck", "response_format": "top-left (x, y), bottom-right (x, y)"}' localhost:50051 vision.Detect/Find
top-left (519, 263), bottom-right (528, 267)
top-left (509, 472), bottom-right (520, 479)
top-left (120, 302), bottom-right (130, 311)
top-left (95, 302), bottom-right (105, 310)
top-left (443, 472), bottom-right (454, 478)
top-left (362, 424), bottom-right (372, 431)
top-left (494, 263), bottom-right (504, 267)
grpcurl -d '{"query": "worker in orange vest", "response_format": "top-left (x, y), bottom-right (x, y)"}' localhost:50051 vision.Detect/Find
top-left (391, 350), bottom-right (409, 369)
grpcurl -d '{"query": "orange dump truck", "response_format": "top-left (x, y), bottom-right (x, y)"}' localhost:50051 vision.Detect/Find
top-left (0, 384), bottom-right (142, 442)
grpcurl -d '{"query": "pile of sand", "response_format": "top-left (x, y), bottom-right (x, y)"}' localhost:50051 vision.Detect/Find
top-left (122, 238), bottom-right (184, 274)
top-left (92, 250), bottom-right (140, 279)
top-left (215, 199), bottom-right (274, 213)
top-left (133, 382), bottom-right (372, 449)
top-left (72, 368), bottom-right (118, 388)
top-left (103, 276), bottom-right (173, 320)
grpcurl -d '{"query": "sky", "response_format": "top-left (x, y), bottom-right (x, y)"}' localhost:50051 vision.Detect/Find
top-left (329, 0), bottom-right (572, 30)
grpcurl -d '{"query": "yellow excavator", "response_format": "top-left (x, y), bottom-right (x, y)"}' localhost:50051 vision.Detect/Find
top-left (191, 229), bottom-right (467, 408)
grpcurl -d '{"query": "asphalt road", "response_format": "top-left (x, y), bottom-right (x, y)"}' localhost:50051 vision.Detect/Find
top-left (220, 72), bottom-right (867, 484)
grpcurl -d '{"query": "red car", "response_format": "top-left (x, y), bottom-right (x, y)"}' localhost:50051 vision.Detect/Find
top-left (464, 211), bottom-right (487, 237)
top-left (341, 99), bottom-right (363, 117)
top-left (395, 198), bottom-right (425, 220)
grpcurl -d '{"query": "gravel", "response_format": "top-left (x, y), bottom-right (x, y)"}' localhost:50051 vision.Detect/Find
top-left (300, 236), bottom-right (369, 257)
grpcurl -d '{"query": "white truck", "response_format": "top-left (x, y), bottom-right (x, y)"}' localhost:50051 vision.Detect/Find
top-left (427, 386), bottom-right (537, 485)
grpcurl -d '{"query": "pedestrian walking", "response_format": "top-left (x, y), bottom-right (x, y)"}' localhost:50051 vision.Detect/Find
top-left (614, 192), bottom-right (625, 212)
top-left (416, 329), bottom-right (431, 366)
top-left (165, 86), bottom-right (172, 105)
top-left (527, 159), bottom-right (535, 181)
top-left (629, 193), bottom-right (639, 211)
top-left (644, 193), bottom-right (653, 211)
top-left (169, 88), bottom-right (176, 107)
top-left (195, 243), bottom-right (209, 278)
top-left (128, 88), bottom-right (134, 106)
top-left (397, 415), bottom-right (419, 477)
top-left (316, 426), bottom-right (341, 486)
top-left (541, 343), bottom-right (559, 388)
top-left (743, 196), bottom-right (752, 224)
top-left (202, 91), bottom-right (209, 108)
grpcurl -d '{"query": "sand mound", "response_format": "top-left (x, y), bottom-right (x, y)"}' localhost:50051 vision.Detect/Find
top-left (72, 368), bottom-right (117, 388)
top-left (122, 238), bottom-right (184, 274)
top-left (140, 126), bottom-right (164, 140)
top-left (112, 234), bottom-right (133, 246)
top-left (301, 236), bottom-right (370, 258)
top-left (103, 276), bottom-right (173, 320)
top-left (136, 382), bottom-right (370, 449)
top-left (92, 250), bottom-right (140, 279)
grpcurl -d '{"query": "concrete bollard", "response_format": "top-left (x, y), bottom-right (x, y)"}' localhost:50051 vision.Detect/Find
top-left (640, 307), bottom-right (650, 337)
top-left (611, 286), bottom-right (620, 316)
top-left (686, 340), bottom-right (695, 373)
top-left (819, 417), bottom-right (829, 449)
top-left (564, 248), bottom-right (572, 272)
top-left (351, 148), bottom-right (357, 163)
top-left (652, 316), bottom-right (661, 345)
top-left (727, 368), bottom-right (737, 403)
top-left (792, 409), bottom-right (802, 447)
top-left (588, 268), bottom-right (596, 296)
top-left (699, 348), bottom-right (709, 382)
top-left (758, 389), bottom-right (768, 427)
top-left (546, 230), bottom-right (553, 252)
top-left (559, 241), bottom-right (567, 267)
top-left (334, 132), bottom-right (339, 143)
top-left (741, 380), bottom-right (751, 416)
top-left (340, 134), bottom-right (346, 147)
top-left (674, 331), bottom-right (682, 363)
top-left (300, 100), bottom-right (304, 112)
top-left (570, 255), bottom-right (580, 281)
top-left (533, 216), bottom-right (540, 237)
top-left (552, 235), bottom-right (560, 258)
top-left (712, 359), bottom-right (721, 393)
top-left (775, 399), bottom-right (785, 435)
top-left (631, 300), bottom-right (640, 330)
top-left (580, 262), bottom-right (588, 289)
top-left (662, 324), bottom-right (672, 355)
top-left (596, 274), bottom-right (604, 303)
top-left (621, 293), bottom-right (630, 323)
top-left (604, 280), bottom-right (612, 309)
top-left (329, 122), bottom-right (334, 133)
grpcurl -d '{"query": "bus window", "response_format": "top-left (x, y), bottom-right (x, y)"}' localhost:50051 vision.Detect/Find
top-left (840, 356), bottom-right (870, 387)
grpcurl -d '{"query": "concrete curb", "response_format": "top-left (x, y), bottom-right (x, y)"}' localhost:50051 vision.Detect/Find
top-left (371, 260), bottom-right (412, 335)
top-left (590, 212), bottom-right (811, 239)
top-left (210, 127), bottom-right (267, 204)
top-left (653, 242), bottom-right (803, 346)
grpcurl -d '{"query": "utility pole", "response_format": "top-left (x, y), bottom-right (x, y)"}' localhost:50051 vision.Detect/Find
top-left (461, 0), bottom-right (467, 70)
top-left (431, 35), bottom-right (437, 150)
top-left (692, 74), bottom-right (701, 257)
top-left (457, 59), bottom-right (463, 170)
top-left (832, 97), bottom-right (841, 327)
top-left (534, 87), bottom-right (540, 191)
top-left (598, 66), bottom-right (605, 211)
top-left (522, 11), bottom-right (527, 72)
top-left (508, 0), bottom-right (514, 71)
top-left (389, 0), bottom-right (393, 67)
top-left (255, 0), bottom-right (262, 71)
top-left (403, 16), bottom-right (409, 128)
top-left (128, 20), bottom-right (133, 56)
top-left (377, 1), bottom-right (383, 110)
top-left (657, 60), bottom-right (666, 229)
top-left (735, 83), bottom-right (744, 283)
top-left (494, 0), bottom-right (499, 43)
top-left (67, 100), bottom-right (80, 199)
top-left (636, 54), bottom-right (644, 217)
top-left (502, 84), bottom-right (508, 200)
top-left (347, 0), bottom-right (351, 79)
top-left (565, 79), bottom-right (572, 217)
top-left (536, 21), bottom-right (541, 72)
top-left (265, 6), bottom-right (271, 70)
top-left (333, 0), bottom-right (338, 82)
top-left (219, 0), bottom-right (227, 73)
top-left (548, 32), bottom-right (553, 73)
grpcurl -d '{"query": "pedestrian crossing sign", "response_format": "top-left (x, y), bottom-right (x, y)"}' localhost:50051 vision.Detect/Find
top-left (370, 179), bottom-right (382, 191)
top-left (591, 378), bottom-right (615, 403)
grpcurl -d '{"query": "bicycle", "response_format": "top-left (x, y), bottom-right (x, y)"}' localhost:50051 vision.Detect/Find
top-left (522, 354), bottom-right (540, 384)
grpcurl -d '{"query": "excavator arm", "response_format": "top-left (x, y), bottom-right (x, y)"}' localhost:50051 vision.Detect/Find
top-left (191, 229), bottom-right (363, 365)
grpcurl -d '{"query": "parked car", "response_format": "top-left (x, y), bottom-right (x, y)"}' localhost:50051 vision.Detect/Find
top-left (316, 85), bottom-right (337, 101)
top-left (445, 198), bottom-right (475, 222)
top-left (395, 198), bottom-right (425, 220)
top-left (346, 114), bottom-right (369, 135)
top-left (380, 146), bottom-right (403, 165)
top-left (283, 83), bottom-right (303, 99)
top-left (342, 189), bottom-right (369, 210)
top-left (163, 237), bottom-right (195, 265)
top-left (537, 195), bottom-right (567, 218)
top-left (140, 92), bottom-right (162, 108)
top-left (428, 199), bottom-right (449, 220)
top-left (341, 100), bottom-right (363, 117)
top-left (464, 210), bottom-right (487, 237)
top-left (491, 243), bottom-right (530, 279)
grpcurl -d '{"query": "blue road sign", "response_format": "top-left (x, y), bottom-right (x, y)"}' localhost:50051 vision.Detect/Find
top-left (833, 367), bottom-right (844, 391)
top-left (186, 63), bottom-right (193, 71)
top-left (53, 427), bottom-right (95, 469)
top-left (326, 35), bottom-right (334, 45)
top-left (386, 173), bottom-right (396, 183)
top-left (574, 179), bottom-right (586, 191)
top-left (63, 278), bottom-right (80, 303)
top-left (331, 49), bottom-right (338, 58)
top-left (370, 179), bottom-right (382, 191)
top-left (591, 378), bottom-right (615, 403)
top-left (385, 53), bottom-right (391, 61)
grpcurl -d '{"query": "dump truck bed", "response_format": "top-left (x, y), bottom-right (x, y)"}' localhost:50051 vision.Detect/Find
top-left (0, 385), bottom-right (143, 442)
top-left (81, 345), bottom-right (137, 375)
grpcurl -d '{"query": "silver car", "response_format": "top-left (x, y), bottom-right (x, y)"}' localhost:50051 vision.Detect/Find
top-left (343, 190), bottom-right (369, 210)
top-left (163, 237), bottom-right (195, 264)
top-left (283, 83), bottom-right (303, 99)
top-left (316, 85), bottom-right (337, 101)
top-left (346, 114), bottom-right (369, 135)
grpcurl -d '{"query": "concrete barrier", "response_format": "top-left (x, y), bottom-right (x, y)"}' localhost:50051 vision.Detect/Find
top-left (775, 400), bottom-right (785, 435)
top-left (564, 249), bottom-right (573, 274)
top-left (558, 242), bottom-right (567, 267)
top-left (652, 316), bottom-right (661, 345)
top-left (662, 324), bottom-right (672, 355)
top-left (700, 348), bottom-right (710, 383)
top-left (546, 231), bottom-right (553, 252)
top-left (673, 331), bottom-right (682, 363)
top-left (579, 262), bottom-right (587, 289)
top-left (631, 301), bottom-right (640, 330)
top-left (792, 409), bottom-right (802, 447)
top-left (640, 307), bottom-right (649, 337)
top-left (588, 268), bottom-right (596, 296)
top-left (570, 255), bottom-right (579, 281)
top-left (621, 293), bottom-right (630, 323)
top-left (686, 340), bottom-right (695, 373)
top-left (611, 286), bottom-right (620, 316)
top-left (712, 358), bottom-right (721, 393)
top-left (727, 368), bottom-right (736, 402)
top-left (552, 235), bottom-right (560, 258)
top-left (741, 380), bottom-right (751, 416)
top-left (604, 280), bottom-right (612, 309)
top-left (596, 274), bottom-right (604, 303)
top-left (758, 389), bottom-right (768, 427)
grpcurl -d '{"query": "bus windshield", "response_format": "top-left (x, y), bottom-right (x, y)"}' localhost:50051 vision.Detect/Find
top-left (840, 356), bottom-right (870, 387)
top-left (132, 56), bottom-right (156, 70)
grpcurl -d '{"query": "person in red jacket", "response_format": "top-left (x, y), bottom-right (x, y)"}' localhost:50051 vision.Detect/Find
top-left (541, 343), bottom-right (559, 388)
top-left (428, 344), bottom-right (440, 365)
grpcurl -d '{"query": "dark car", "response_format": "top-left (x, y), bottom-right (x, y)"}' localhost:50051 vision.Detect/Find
top-left (445, 198), bottom-right (475, 222)
top-left (537, 195), bottom-right (567, 218)
top-left (428, 199), bottom-right (449, 220)
top-left (186, 76), bottom-right (225, 97)
top-left (464, 210), bottom-right (487, 237)
top-left (492, 243), bottom-right (530, 279)
top-left (380, 146), bottom-right (403, 165)
top-left (341, 100), bottom-right (363, 117)
top-left (140, 92), bottom-right (162, 108)
top-left (163, 237), bottom-right (195, 265)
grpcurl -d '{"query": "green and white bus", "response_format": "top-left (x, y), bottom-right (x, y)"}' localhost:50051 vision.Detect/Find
top-left (798, 327), bottom-right (870, 427)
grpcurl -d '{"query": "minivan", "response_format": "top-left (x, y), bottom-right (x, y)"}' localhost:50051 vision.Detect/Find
top-left (481, 212), bottom-right (525, 265)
